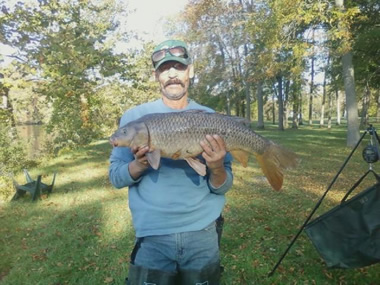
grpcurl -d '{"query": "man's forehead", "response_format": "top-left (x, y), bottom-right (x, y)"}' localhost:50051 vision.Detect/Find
top-left (154, 39), bottom-right (187, 52)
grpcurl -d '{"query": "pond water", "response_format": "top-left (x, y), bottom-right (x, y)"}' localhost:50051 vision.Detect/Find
top-left (16, 124), bottom-right (46, 158)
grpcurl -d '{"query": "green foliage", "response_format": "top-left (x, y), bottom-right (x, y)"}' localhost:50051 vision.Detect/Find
top-left (0, 111), bottom-right (38, 199)
top-left (349, 0), bottom-right (380, 89)
top-left (0, 0), bottom-right (379, 155)
top-left (0, 0), bottom-right (133, 151)
top-left (0, 129), bottom-right (25, 173)
top-left (93, 43), bottom-right (161, 132)
top-left (0, 110), bottom-right (27, 173)
top-left (167, 0), bottom-right (379, 132)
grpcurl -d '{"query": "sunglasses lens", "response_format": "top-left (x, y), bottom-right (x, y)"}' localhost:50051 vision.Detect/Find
top-left (152, 46), bottom-right (188, 67)
top-left (173, 62), bottom-right (187, 71)
top-left (169, 47), bottom-right (187, 58)
top-left (152, 50), bottom-right (166, 63)
top-left (157, 62), bottom-right (187, 73)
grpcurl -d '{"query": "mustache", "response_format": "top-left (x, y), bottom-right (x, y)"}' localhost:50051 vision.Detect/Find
top-left (164, 79), bottom-right (185, 88)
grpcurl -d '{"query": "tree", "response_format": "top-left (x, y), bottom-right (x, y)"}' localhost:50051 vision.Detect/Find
top-left (334, 0), bottom-right (360, 147)
top-left (0, 0), bottom-right (131, 149)
top-left (308, 28), bottom-right (316, 126)
top-left (256, 80), bottom-right (264, 129)
top-left (320, 55), bottom-right (330, 127)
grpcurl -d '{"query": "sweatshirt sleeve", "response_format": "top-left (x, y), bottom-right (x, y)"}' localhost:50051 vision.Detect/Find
top-left (108, 110), bottom-right (142, 189)
top-left (109, 147), bottom-right (142, 189)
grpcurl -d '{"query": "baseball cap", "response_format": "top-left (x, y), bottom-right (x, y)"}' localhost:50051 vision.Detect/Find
top-left (151, 39), bottom-right (192, 70)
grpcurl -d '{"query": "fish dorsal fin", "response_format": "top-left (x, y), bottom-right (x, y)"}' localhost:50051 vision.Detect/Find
top-left (181, 109), bottom-right (210, 114)
top-left (226, 115), bottom-right (251, 127)
top-left (146, 149), bottom-right (161, 170)
top-left (185, 157), bottom-right (207, 176)
top-left (230, 150), bottom-right (250, 167)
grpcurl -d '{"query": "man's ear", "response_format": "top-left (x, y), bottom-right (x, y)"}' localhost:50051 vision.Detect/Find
top-left (188, 64), bottom-right (194, 79)
top-left (152, 69), bottom-right (158, 81)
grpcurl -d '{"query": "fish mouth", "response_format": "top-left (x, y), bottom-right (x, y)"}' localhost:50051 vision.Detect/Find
top-left (164, 79), bottom-right (184, 88)
top-left (109, 138), bottom-right (118, 147)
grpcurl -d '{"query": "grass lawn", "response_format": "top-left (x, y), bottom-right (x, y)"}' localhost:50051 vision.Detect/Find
top-left (1, 123), bottom-right (379, 284)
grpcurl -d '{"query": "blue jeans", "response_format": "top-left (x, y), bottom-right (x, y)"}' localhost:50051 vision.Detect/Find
top-left (134, 222), bottom-right (220, 273)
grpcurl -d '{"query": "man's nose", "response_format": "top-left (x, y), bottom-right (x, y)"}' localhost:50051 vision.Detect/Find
top-left (168, 67), bottom-right (178, 77)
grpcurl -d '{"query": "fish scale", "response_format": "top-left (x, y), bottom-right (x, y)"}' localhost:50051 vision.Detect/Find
top-left (110, 110), bottom-right (297, 190)
top-left (144, 111), bottom-right (268, 156)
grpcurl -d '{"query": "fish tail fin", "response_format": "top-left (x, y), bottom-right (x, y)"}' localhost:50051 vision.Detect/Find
top-left (255, 143), bottom-right (298, 191)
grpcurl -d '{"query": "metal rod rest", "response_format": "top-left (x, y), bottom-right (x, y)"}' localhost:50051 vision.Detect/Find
top-left (268, 129), bottom-right (369, 277)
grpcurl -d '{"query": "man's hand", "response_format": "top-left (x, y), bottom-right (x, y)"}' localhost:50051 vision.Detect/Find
top-left (128, 145), bottom-right (150, 180)
top-left (200, 135), bottom-right (227, 188)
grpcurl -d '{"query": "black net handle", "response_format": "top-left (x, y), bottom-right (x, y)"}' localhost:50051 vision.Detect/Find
top-left (268, 128), bottom-right (369, 277)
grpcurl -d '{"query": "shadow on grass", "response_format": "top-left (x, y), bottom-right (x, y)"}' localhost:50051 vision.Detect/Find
top-left (0, 189), bottom-right (135, 284)
top-left (40, 140), bottom-right (113, 173)
top-left (2, 126), bottom-right (380, 284)
top-left (16, 140), bottom-right (114, 196)
top-left (220, 176), bottom-right (380, 284)
top-left (219, 124), bottom-right (380, 284)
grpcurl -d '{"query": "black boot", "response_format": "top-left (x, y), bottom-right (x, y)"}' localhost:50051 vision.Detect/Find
top-left (126, 263), bottom-right (178, 285)
top-left (178, 262), bottom-right (221, 285)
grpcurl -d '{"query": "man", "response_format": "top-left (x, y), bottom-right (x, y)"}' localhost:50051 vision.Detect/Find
top-left (109, 39), bottom-right (233, 285)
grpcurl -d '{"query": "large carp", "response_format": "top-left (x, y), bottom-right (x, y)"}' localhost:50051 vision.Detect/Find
top-left (110, 110), bottom-right (297, 191)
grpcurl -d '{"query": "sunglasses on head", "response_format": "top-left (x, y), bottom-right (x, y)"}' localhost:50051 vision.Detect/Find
top-left (152, 46), bottom-right (188, 67)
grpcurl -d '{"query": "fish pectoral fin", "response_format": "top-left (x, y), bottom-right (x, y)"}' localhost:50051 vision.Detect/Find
top-left (146, 149), bottom-right (161, 170)
top-left (185, 157), bottom-right (207, 176)
top-left (230, 150), bottom-right (250, 167)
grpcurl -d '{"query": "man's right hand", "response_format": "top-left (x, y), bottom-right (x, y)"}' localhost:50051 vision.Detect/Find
top-left (129, 146), bottom-right (150, 180)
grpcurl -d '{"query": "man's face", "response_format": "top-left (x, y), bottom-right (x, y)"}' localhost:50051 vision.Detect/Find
top-left (155, 61), bottom-right (194, 101)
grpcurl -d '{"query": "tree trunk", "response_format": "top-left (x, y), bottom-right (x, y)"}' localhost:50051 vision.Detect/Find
top-left (257, 81), bottom-right (264, 129)
top-left (1, 86), bottom-right (18, 138)
top-left (320, 56), bottom-right (329, 127)
top-left (218, 40), bottom-right (231, 116)
top-left (336, 89), bottom-right (341, 125)
top-left (1, 87), bottom-right (16, 128)
top-left (244, 83), bottom-right (251, 122)
top-left (226, 90), bottom-right (231, 116)
top-left (336, 0), bottom-right (360, 147)
top-left (376, 90), bottom-right (380, 122)
top-left (80, 93), bottom-right (90, 127)
top-left (235, 85), bottom-right (240, 117)
top-left (342, 52), bottom-right (360, 147)
top-left (360, 83), bottom-right (370, 128)
top-left (299, 92), bottom-right (304, 125)
top-left (292, 78), bottom-right (300, 129)
top-left (272, 84), bottom-right (276, 124)
top-left (292, 95), bottom-right (299, 129)
top-left (243, 44), bottom-right (251, 122)
top-left (309, 29), bottom-right (315, 125)
top-left (283, 79), bottom-right (290, 129)
top-left (277, 75), bottom-right (284, 131)
top-left (241, 97), bottom-right (245, 118)
top-left (292, 99), bottom-right (299, 129)
top-left (327, 90), bottom-right (332, 129)
top-left (2, 91), bottom-right (8, 109)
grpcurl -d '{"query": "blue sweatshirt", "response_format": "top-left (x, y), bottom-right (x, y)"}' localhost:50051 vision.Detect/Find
top-left (109, 99), bottom-right (234, 237)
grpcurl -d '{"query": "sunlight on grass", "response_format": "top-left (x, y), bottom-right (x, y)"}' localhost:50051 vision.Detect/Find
top-left (1, 128), bottom-right (380, 284)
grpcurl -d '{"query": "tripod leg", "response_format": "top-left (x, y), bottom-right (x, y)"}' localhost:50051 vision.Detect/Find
top-left (268, 130), bottom-right (368, 277)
